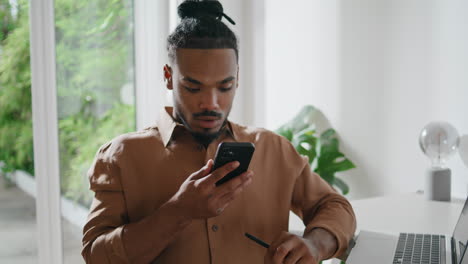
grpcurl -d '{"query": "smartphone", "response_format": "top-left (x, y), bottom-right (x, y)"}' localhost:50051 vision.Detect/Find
top-left (212, 142), bottom-right (255, 186)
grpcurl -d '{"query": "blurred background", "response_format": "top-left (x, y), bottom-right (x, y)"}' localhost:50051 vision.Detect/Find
top-left (0, 0), bottom-right (467, 263)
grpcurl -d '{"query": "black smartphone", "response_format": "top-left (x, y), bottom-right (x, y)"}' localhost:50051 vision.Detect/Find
top-left (212, 142), bottom-right (255, 186)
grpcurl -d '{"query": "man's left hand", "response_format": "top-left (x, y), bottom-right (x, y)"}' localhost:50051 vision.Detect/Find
top-left (264, 231), bottom-right (320, 264)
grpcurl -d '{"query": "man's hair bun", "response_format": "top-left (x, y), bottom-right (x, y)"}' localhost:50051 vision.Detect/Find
top-left (178, 0), bottom-right (224, 20)
top-left (167, 0), bottom-right (238, 63)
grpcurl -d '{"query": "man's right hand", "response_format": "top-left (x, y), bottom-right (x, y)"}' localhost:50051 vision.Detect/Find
top-left (167, 159), bottom-right (253, 220)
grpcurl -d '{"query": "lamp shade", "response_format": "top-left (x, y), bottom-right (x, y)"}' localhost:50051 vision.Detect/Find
top-left (419, 121), bottom-right (459, 168)
top-left (459, 135), bottom-right (468, 168)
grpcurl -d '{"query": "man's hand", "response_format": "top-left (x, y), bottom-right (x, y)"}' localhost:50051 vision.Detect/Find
top-left (265, 228), bottom-right (338, 264)
top-left (264, 231), bottom-right (320, 264)
top-left (167, 159), bottom-right (253, 221)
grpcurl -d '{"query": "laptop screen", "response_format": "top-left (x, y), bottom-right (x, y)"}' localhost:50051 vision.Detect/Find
top-left (453, 197), bottom-right (468, 263)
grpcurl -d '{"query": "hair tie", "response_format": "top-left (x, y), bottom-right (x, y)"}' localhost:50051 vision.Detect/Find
top-left (221, 13), bottom-right (235, 25)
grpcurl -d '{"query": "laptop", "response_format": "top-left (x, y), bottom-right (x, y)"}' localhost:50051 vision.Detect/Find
top-left (346, 196), bottom-right (468, 264)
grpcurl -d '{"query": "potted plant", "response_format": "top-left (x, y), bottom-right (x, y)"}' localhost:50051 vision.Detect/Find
top-left (275, 105), bottom-right (355, 195)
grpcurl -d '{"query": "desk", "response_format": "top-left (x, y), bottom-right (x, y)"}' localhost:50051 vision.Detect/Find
top-left (289, 193), bottom-right (465, 235)
top-left (351, 192), bottom-right (464, 235)
top-left (288, 192), bottom-right (465, 263)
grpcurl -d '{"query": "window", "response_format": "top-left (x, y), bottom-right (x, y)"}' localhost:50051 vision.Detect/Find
top-left (53, 0), bottom-right (136, 261)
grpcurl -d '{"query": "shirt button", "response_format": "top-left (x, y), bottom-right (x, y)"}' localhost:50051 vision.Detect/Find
top-left (212, 224), bottom-right (219, 232)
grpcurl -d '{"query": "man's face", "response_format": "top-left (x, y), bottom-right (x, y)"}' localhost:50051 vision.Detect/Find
top-left (164, 48), bottom-right (238, 143)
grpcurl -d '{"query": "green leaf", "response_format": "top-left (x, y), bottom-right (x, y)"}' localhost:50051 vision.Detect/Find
top-left (316, 128), bottom-right (355, 175)
top-left (297, 145), bottom-right (317, 165)
top-left (275, 107), bottom-right (356, 195)
top-left (292, 129), bottom-right (316, 148)
top-left (292, 129), bottom-right (318, 164)
top-left (316, 151), bottom-right (355, 175)
top-left (319, 171), bottom-right (335, 185)
top-left (288, 105), bottom-right (317, 133)
top-left (334, 177), bottom-right (350, 195)
top-left (276, 127), bottom-right (294, 141)
top-left (319, 128), bottom-right (339, 153)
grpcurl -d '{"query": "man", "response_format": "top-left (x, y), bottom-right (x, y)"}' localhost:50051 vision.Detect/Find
top-left (82, 1), bottom-right (356, 263)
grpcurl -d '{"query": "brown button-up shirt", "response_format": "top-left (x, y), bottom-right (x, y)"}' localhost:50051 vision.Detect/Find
top-left (82, 107), bottom-right (356, 263)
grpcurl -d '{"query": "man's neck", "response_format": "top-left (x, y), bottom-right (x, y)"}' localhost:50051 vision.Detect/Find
top-left (190, 131), bottom-right (222, 149)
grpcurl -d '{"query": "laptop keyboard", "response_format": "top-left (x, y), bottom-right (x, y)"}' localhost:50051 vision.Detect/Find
top-left (392, 233), bottom-right (445, 264)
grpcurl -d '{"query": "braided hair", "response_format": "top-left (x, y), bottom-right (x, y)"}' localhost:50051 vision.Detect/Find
top-left (167, 0), bottom-right (238, 63)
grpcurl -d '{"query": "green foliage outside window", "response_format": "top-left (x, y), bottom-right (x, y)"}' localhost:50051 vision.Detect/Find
top-left (54, 0), bottom-right (136, 206)
top-left (59, 101), bottom-right (135, 206)
top-left (0, 0), bottom-right (33, 179)
top-left (0, 0), bottom-right (18, 42)
top-left (0, 0), bottom-right (136, 207)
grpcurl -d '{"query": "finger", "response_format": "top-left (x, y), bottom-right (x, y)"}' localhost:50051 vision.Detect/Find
top-left (212, 170), bottom-right (253, 198)
top-left (219, 171), bottom-right (252, 198)
top-left (273, 238), bottom-right (301, 264)
top-left (269, 231), bottom-right (289, 252)
top-left (216, 176), bottom-right (252, 206)
top-left (215, 203), bottom-right (229, 216)
top-left (189, 159), bottom-right (213, 180)
top-left (267, 232), bottom-right (290, 261)
top-left (283, 241), bottom-right (306, 264)
top-left (203, 161), bottom-right (239, 185)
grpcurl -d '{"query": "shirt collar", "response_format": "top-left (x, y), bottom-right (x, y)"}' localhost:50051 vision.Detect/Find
top-left (157, 106), bottom-right (238, 147)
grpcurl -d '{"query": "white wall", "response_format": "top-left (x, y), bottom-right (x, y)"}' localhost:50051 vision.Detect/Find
top-left (265, 0), bottom-right (468, 199)
top-left (265, 1), bottom-right (341, 129)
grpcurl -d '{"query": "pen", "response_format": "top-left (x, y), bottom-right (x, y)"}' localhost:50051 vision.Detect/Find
top-left (245, 232), bottom-right (270, 249)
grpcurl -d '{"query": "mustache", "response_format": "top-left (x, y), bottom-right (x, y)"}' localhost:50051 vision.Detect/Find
top-left (193, 111), bottom-right (222, 119)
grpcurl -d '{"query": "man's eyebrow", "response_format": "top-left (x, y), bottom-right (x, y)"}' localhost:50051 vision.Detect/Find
top-left (219, 76), bottom-right (235, 84)
top-left (182, 76), bottom-right (235, 85)
top-left (182, 77), bottom-right (202, 85)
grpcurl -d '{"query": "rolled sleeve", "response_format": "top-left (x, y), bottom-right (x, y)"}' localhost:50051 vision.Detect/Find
top-left (82, 141), bottom-right (129, 263)
top-left (291, 155), bottom-right (356, 258)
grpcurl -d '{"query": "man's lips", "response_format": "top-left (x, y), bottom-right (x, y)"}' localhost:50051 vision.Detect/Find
top-left (197, 117), bottom-right (218, 121)
top-left (195, 118), bottom-right (221, 128)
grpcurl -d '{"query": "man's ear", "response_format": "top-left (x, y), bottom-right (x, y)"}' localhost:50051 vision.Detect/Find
top-left (163, 64), bottom-right (173, 90)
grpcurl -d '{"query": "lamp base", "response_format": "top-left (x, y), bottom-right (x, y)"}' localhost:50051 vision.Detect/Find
top-left (425, 167), bottom-right (451, 202)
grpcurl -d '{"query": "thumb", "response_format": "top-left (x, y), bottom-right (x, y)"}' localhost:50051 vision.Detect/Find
top-left (190, 159), bottom-right (213, 180)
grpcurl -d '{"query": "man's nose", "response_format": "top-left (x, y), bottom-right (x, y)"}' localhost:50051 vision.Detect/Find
top-left (199, 90), bottom-right (219, 111)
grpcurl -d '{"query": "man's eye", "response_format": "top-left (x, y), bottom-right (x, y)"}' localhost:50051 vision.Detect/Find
top-left (219, 87), bottom-right (232, 92)
top-left (184, 87), bottom-right (200, 93)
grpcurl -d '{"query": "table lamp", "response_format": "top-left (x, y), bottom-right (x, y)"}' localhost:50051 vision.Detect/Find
top-left (459, 135), bottom-right (468, 168)
top-left (419, 121), bottom-right (460, 201)
top-left (459, 135), bottom-right (468, 196)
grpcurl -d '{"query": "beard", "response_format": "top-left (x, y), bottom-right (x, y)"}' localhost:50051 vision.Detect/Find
top-left (175, 108), bottom-right (229, 148)
top-left (190, 123), bottom-right (227, 147)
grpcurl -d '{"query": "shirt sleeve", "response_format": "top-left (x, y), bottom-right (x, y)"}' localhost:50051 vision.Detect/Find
top-left (81, 141), bottom-right (130, 263)
top-left (290, 149), bottom-right (357, 258)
